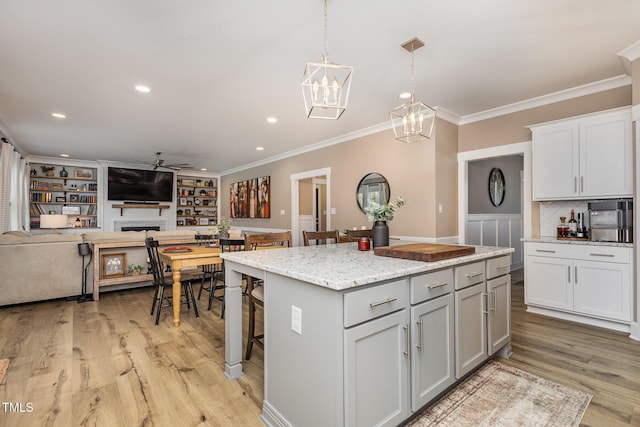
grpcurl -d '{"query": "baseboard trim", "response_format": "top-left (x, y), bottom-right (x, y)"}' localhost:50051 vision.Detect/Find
top-left (526, 305), bottom-right (631, 334)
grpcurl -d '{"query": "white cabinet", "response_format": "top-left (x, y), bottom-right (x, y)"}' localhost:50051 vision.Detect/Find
top-left (530, 108), bottom-right (632, 200)
top-left (410, 284), bottom-right (454, 410)
top-left (345, 309), bottom-right (409, 427)
top-left (525, 242), bottom-right (632, 325)
top-left (454, 256), bottom-right (511, 379)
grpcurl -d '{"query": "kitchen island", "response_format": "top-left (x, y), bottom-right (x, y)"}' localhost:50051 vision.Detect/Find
top-left (221, 243), bottom-right (514, 427)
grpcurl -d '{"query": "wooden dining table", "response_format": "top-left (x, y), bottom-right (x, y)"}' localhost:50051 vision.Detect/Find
top-left (159, 245), bottom-right (222, 326)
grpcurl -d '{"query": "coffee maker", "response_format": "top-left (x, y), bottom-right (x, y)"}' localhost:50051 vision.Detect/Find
top-left (588, 199), bottom-right (633, 243)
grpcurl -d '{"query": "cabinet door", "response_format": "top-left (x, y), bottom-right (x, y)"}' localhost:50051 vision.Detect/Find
top-left (344, 310), bottom-right (409, 427)
top-left (454, 283), bottom-right (487, 379)
top-left (410, 294), bottom-right (455, 411)
top-left (525, 256), bottom-right (573, 311)
top-left (573, 261), bottom-right (631, 322)
top-left (487, 274), bottom-right (511, 355)
top-left (532, 123), bottom-right (579, 200)
top-left (579, 112), bottom-right (632, 198)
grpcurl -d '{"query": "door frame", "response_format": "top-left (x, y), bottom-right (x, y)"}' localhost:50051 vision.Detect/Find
top-left (291, 167), bottom-right (331, 246)
top-left (457, 141), bottom-right (532, 245)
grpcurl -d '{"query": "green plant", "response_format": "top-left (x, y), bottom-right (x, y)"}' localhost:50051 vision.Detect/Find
top-left (40, 165), bottom-right (55, 173)
top-left (364, 196), bottom-right (406, 222)
top-left (126, 263), bottom-right (145, 274)
top-left (216, 216), bottom-right (232, 235)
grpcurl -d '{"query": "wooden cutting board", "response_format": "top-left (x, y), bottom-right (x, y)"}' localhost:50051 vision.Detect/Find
top-left (374, 243), bottom-right (475, 262)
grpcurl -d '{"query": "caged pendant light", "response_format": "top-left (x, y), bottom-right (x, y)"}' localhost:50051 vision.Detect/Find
top-left (301, 0), bottom-right (353, 120)
top-left (390, 37), bottom-right (436, 143)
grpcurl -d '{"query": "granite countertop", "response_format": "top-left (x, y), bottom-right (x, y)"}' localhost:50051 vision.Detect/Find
top-left (522, 237), bottom-right (633, 248)
top-left (220, 243), bottom-right (514, 291)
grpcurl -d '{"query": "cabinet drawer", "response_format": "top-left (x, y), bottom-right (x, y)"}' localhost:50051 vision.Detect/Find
top-left (486, 255), bottom-right (511, 279)
top-left (454, 261), bottom-right (485, 290)
top-left (344, 279), bottom-right (407, 328)
top-left (410, 269), bottom-right (453, 304)
top-left (525, 242), bottom-right (630, 263)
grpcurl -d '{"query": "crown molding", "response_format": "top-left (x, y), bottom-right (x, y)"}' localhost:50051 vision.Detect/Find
top-left (458, 75), bottom-right (632, 125)
top-left (618, 40), bottom-right (640, 74)
top-left (221, 107), bottom-right (461, 176)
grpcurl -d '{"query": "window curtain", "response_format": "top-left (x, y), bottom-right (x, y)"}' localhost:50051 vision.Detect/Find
top-left (0, 141), bottom-right (29, 232)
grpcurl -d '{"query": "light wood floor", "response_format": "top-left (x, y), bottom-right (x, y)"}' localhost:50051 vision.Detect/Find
top-left (0, 279), bottom-right (639, 426)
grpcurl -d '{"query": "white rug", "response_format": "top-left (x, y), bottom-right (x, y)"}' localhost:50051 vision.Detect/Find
top-left (408, 360), bottom-right (592, 427)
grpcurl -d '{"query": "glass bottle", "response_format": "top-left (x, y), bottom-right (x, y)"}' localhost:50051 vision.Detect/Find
top-left (568, 209), bottom-right (577, 237)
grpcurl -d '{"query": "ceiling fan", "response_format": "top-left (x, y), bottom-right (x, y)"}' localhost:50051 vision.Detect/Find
top-left (144, 152), bottom-right (193, 170)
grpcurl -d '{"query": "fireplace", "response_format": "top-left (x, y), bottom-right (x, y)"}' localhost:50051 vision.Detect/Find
top-left (114, 220), bottom-right (166, 232)
top-left (121, 226), bottom-right (160, 232)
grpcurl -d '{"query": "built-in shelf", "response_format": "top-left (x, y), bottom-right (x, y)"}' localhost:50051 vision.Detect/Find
top-left (112, 204), bottom-right (170, 216)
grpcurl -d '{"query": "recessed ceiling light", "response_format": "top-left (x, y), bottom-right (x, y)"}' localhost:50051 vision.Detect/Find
top-left (256, 146), bottom-right (264, 151)
top-left (266, 117), bottom-right (278, 124)
top-left (51, 113), bottom-right (67, 119)
top-left (200, 168), bottom-right (207, 171)
top-left (135, 85), bottom-right (151, 93)
top-left (60, 154), bottom-right (70, 158)
top-left (398, 92), bottom-right (411, 100)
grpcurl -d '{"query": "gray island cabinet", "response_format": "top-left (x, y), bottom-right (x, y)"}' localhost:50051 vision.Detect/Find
top-left (221, 243), bottom-right (514, 427)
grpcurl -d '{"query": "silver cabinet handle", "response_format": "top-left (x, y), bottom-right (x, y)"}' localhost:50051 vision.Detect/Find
top-left (580, 176), bottom-right (584, 193)
top-left (536, 249), bottom-right (556, 253)
top-left (567, 266), bottom-right (571, 283)
top-left (483, 292), bottom-right (489, 314)
top-left (427, 281), bottom-right (448, 289)
top-left (465, 272), bottom-right (483, 278)
top-left (495, 265), bottom-right (509, 270)
top-left (416, 319), bottom-right (424, 352)
top-left (403, 324), bottom-right (409, 358)
top-left (590, 253), bottom-right (615, 258)
top-left (574, 177), bottom-right (577, 193)
top-left (369, 297), bottom-right (397, 308)
top-left (490, 289), bottom-right (497, 312)
top-left (575, 266), bottom-right (578, 284)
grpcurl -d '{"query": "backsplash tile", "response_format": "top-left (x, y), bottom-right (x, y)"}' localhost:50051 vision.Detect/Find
top-left (539, 201), bottom-right (589, 237)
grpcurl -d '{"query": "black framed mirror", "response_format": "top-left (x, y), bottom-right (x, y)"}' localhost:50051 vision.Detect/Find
top-left (488, 167), bottom-right (505, 207)
top-left (357, 173), bottom-right (390, 214)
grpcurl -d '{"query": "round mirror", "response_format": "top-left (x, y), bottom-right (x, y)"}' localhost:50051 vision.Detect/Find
top-left (357, 173), bottom-right (391, 214)
top-left (488, 167), bottom-right (505, 207)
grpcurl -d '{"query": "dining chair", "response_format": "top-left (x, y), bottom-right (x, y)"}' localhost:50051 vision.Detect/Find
top-left (302, 229), bottom-right (340, 246)
top-left (145, 237), bottom-right (200, 325)
top-left (346, 228), bottom-right (373, 242)
top-left (195, 234), bottom-right (225, 314)
top-left (244, 231), bottom-right (293, 360)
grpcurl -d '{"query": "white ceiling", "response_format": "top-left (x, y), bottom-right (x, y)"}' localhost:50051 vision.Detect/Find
top-left (1, 0), bottom-right (639, 173)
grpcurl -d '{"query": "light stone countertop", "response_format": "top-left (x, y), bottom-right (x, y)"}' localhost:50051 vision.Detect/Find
top-left (220, 243), bottom-right (514, 291)
top-left (522, 237), bottom-right (633, 248)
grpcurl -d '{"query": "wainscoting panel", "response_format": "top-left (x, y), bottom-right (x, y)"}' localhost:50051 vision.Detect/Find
top-left (467, 214), bottom-right (523, 269)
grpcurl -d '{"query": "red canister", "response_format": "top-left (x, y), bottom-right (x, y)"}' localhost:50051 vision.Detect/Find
top-left (358, 237), bottom-right (370, 251)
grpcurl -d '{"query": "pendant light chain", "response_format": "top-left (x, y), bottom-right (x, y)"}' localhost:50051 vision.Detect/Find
top-left (323, 0), bottom-right (329, 63)
top-left (410, 41), bottom-right (416, 103)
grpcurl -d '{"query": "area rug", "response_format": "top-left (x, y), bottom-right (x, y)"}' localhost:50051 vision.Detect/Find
top-left (0, 359), bottom-right (9, 384)
top-left (408, 360), bottom-right (591, 427)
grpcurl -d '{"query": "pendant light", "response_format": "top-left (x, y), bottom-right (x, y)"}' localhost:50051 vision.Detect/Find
top-left (301, 0), bottom-right (353, 120)
top-left (390, 37), bottom-right (436, 143)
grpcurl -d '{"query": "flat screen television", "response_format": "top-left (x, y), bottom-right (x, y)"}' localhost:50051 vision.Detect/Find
top-left (107, 167), bottom-right (174, 202)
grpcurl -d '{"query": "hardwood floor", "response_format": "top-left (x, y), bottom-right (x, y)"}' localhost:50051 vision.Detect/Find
top-left (0, 279), bottom-right (638, 426)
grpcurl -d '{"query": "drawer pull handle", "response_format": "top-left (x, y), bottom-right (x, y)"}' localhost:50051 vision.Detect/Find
top-left (536, 249), bottom-right (556, 253)
top-left (495, 265), bottom-right (509, 270)
top-left (369, 297), bottom-right (397, 308)
top-left (465, 272), bottom-right (483, 278)
top-left (590, 253), bottom-right (615, 258)
top-left (427, 281), bottom-right (448, 289)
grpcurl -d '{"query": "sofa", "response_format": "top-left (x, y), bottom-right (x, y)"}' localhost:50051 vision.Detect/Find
top-left (0, 229), bottom-right (201, 306)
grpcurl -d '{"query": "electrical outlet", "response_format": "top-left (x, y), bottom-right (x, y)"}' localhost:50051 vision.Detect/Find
top-left (291, 305), bottom-right (302, 335)
top-left (280, 209), bottom-right (285, 215)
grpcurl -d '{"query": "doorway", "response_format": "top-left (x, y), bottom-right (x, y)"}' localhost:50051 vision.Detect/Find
top-left (290, 167), bottom-right (331, 246)
top-left (457, 141), bottom-right (532, 270)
